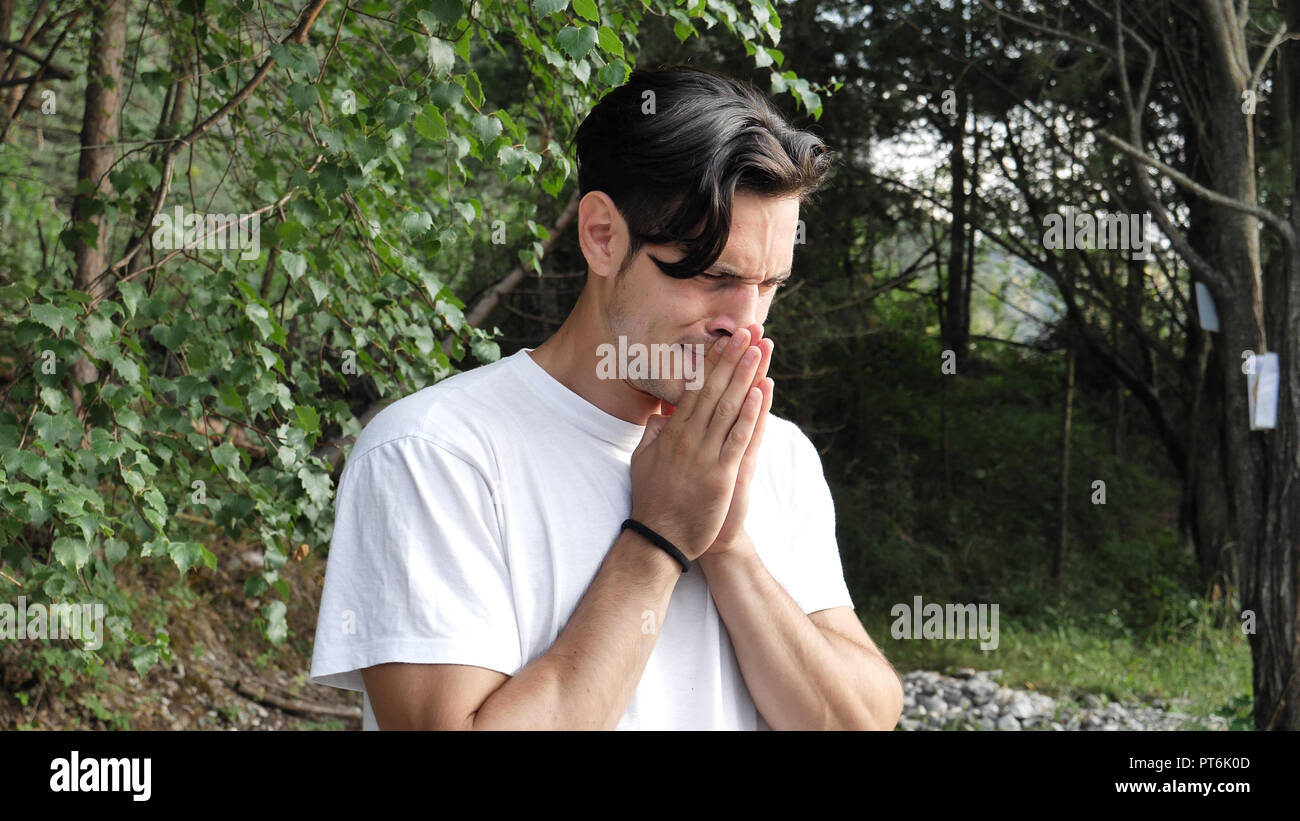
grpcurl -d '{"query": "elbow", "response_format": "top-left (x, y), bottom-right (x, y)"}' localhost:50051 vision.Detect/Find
top-left (843, 659), bottom-right (904, 731)
top-left (877, 667), bottom-right (906, 730)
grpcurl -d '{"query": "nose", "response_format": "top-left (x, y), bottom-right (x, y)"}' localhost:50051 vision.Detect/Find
top-left (705, 287), bottom-right (767, 342)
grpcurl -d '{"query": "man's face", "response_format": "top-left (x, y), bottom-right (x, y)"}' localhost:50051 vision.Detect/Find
top-left (603, 192), bottom-right (798, 405)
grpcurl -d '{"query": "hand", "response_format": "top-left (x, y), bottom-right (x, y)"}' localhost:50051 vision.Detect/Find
top-left (628, 327), bottom-right (766, 561)
top-left (702, 323), bottom-right (773, 561)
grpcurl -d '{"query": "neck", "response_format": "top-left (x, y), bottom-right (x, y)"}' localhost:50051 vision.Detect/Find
top-left (527, 289), bottom-right (666, 425)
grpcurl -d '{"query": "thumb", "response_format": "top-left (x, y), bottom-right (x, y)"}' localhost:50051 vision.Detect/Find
top-left (634, 413), bottom-right (670, 455)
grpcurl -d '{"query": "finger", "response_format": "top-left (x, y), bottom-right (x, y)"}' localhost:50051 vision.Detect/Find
top-left (751, 337), bottom-right (773, 391)
top-left (633, 412), bottom-right (671, 456)
top-left (750, 376), bottom-right (773, 454)
top-left (705, 342), bottom-right (761, 453)
top-left (673, 334), bottom-right (731, 419)
top-left (721, 385), bottom-right (764, 467)
top-left (684, 327), bottom-right (751, 429)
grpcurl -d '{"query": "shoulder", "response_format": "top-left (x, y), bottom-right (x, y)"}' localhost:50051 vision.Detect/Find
top-left (761, 412), bottom-right (822, 469)
top-left (345, 353), bottom-right (526, 471)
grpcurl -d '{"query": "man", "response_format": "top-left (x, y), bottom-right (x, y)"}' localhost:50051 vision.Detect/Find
top-left (309, 65), bottom-right (903, 730)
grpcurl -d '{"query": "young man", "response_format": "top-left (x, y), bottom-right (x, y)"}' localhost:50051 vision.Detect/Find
top-left (309, 66), bottom-right (903, 730)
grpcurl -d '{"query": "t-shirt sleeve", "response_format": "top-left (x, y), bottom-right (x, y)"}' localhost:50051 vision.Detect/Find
top-left (782, 428), bottom-right (855, 615)
top-left (309, 434), bottom-right (523, 692)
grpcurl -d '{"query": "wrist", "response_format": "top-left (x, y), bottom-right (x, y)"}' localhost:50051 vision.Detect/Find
top-left (698, 532), bottom-right (757, 572)
top-left (617, 524), bottom-right (690, 579)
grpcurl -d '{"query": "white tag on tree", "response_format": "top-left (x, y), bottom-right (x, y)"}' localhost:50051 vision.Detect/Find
top-left (1194, 282), bottom-right (1220, 332)
top-left (1247, 352), bottom-right (1279, 430)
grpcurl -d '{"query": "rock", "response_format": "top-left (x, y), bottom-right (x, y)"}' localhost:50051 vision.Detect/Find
top-left (996, 714), bottom-right (1021, 731)
top-left (1080, 693), bottom-right (1103, 708)
top-left (1007, 694), bottom-right (1035, 720)
top-left (921, 695), bottom-right (947, 714)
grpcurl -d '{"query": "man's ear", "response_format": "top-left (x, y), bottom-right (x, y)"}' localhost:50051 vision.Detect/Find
top-left (577, 191), bottom-right (629, 281)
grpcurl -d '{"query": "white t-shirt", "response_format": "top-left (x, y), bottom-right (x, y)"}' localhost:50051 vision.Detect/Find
top-left (309, 347), bottom-right (854, 730)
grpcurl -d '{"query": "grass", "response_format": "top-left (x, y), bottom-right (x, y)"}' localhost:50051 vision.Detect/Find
top-left (860, 601), bottom-right (1251, 723)
top-left (810, 325), bottom-right (1256, 727)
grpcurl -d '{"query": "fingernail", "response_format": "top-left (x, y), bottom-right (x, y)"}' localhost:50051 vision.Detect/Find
top-left (730, 331), bottom-right (747, 350)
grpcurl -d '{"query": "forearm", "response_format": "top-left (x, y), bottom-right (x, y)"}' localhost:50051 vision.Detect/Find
top-left (473, 529), bottom-right (681, 730)
top-left (699, 545), bottom-right (900, 730)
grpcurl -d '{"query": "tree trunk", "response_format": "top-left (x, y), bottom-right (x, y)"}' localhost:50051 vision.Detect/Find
top-left (1053, 345), bottom-right (1075, 586)
top-left (1245, 0), bottom-right (1300, 730)
top-left (69, 0), bottom-right (127, 401)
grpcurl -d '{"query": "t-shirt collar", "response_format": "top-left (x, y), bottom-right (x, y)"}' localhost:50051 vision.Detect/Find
top-left (511, 348), bottom-right (647, 451)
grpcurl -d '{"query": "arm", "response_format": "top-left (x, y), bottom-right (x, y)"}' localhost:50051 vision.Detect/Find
top-left (362, 329), bottom-right (768, 730)
top-left (698, 539), bottom-right (904, 730)
top-left (363, 528), bottom-right (682, 730)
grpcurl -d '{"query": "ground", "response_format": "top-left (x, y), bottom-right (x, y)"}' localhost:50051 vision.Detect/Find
top-left (1, 538), bottom-right (362, 731)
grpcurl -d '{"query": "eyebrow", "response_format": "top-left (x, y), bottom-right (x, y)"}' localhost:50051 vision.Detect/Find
top-left (704, 262), bottom-right (793, 285)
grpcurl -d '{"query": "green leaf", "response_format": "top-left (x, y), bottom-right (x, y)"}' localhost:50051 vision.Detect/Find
top-left (294, 404), bottom-right (321, 436)
top-left (118, 281), bottom-right (146, 318)
top-left (218, 383), bottom-right (244, 412)
top-left (471, 113), bottom-right (503, 145)
top-left (557, 25), bottom-right (598, 60)
top-left (305, 276), bottom-right (330, 305)
top-left (414, 105), bottom-right (447, 141)
top-left (288, 82), bottom-right (319, 111)
top-left (426, 38), bottom-right (455, 73)
top-left (429, 81), bottom-right (462, 108)
top-left (150, 323), bottom-right (188, 351)
top-left (169, 540), bottom-right (203, 575)
top-left (111, 353), bottom-right (141, 385)
top-left (281, 251), bottom-right (307, 280)
top-left (212, 442), bottom-right (243, 479)
top-left (263, 600), bottom-right (289, 644)
top-left (472, 337), bottom-right (501, 363)
top-left (597, 25), bottom-right (624, 58)
top-left (533, 0), bottom-right (567, 15)
top-left (427, 0), bottom-right (463, 24)
top-left (105, 538), bottom-right (129, 567)
top-left (573, 0), bottom-right (599, 21)
top-left (30, 303), bottom-right (70, 333)
top-left (53, 536), bottom-right (91, 571)
top-left (403, 210), bottom-right (433, 236)
top-left (298, 465), bottom-right (332, 507)
top-left (129, 644), bottom-right (160, 677)
top-left (245, 303), bottom-right (275, 340)
top-left (598, 60), bottom-right (628, 86)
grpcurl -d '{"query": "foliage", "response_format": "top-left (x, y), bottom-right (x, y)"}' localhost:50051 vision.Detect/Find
top-left (0, 0), bottom-right (829, 690)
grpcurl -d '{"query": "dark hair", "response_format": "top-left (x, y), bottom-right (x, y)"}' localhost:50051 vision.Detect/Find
top-left (574, 64), bottom-right (832, 278)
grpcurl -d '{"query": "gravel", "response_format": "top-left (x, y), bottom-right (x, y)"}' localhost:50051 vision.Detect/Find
top-left (895, 669), bottom-right (1228, 731)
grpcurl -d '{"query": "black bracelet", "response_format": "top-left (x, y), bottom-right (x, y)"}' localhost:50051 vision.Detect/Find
top-left (621, 519), bottom-right (690, 573)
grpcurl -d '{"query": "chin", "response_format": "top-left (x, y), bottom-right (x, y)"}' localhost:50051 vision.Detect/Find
top-left (631, 378), bottom-right (683, 406)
